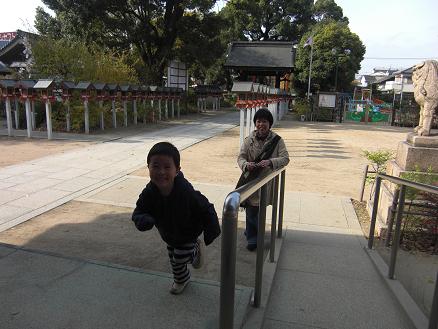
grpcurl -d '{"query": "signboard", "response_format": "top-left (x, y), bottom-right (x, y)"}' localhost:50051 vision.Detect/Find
top-left (0, 32), bottom-right (17, 41)
top-left (318, 93), bottom-right (336, 108)
top-left (167, 60), bottom-right (187, 91)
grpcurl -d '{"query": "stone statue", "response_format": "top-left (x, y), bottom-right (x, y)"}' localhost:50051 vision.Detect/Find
top-left (412, 60), bottom-right (438, 136)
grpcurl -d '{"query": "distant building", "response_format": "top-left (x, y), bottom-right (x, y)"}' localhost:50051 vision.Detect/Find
top-left (357, 68), bottom-right (400, 87)
top-left (224, 41), bottom-right (295, 89)
top-left (0, 30), bottom-right (38, 78)
top-left (372, 67), bottom-right (414, 93)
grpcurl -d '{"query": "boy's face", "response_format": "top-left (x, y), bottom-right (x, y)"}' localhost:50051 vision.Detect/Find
top-left (148, 154), bottom-right (180, 194)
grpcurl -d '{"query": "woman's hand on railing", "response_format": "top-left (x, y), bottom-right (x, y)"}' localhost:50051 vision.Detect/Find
top-left (257, 160), bottom-right (272, 168)
top-left (246, 162), bottom-right (257, 171)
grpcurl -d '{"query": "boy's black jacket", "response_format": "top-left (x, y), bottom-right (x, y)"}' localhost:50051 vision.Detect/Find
top-left (132, 172), bottom-right (221, 246)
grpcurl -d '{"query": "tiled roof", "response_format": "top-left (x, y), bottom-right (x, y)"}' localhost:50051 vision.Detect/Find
top-left (225, 41), bottom-right (295, 70)
top-left (0, 40), bottom-right (10, 50)
top-left (0, 61), bottom-right (10, 74)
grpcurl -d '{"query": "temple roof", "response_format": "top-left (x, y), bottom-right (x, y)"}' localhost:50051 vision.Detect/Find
top-left (224, 41), bottom-right (295, 72)
top-left (0, 30), bottom-right (37, 67)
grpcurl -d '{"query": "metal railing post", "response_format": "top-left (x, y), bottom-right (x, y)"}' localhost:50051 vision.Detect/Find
top-left (270, 176), bottom-right (279, 263)
top-left (277, 170), bottom-right (286, 238)
top-left (253, 185), bottom-right (268, 308)
top-left (388, 185), bottom-right (406, 279)
top-left (385, 188), bottom-right (400, 247)
top-left (368, 176), bottom-right (382, 249)
top-left (219, 193), bottom-right (239, 329)
top-left (359, 164), bottom-right (369, 202)
top-left (429, 272), bottom-right (438, 329)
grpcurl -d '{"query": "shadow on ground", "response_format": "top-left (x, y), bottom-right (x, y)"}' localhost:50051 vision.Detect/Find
top-left (0, 200), bottom-right (269, 287)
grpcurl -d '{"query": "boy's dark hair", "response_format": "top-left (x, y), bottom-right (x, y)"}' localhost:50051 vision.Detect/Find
top-left (147, 142), bottom-right (180, 167)
top-left (253, 108), bottom-right (273, 128)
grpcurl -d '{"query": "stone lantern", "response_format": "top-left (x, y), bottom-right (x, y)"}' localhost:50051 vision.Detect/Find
top-left (231, 81), bottom-right (254, 146)
top-left (175, 87), bottom-right (183, 119)
top-left (34, 79), bottom-right (56, 139)
top-left (149, 86), bottom-right (159, 121)
top-left (120, 84), bottom-right (132, 127)
top-left (16, 79), bottom-right (36, 138)
top-left (130, 85), bottom-right (139, 125)
top-left (162, 87), bottom-right (171, 120)
top-left (156, 86), bottom-right (165, 121)
top-left (94, 83), bottom-right (109, 130)
top-left (139, 85), bottom-right (150, 123)
top-left (107, 83), bottom-right (121, 128)
top-left (194, 85), bottom-right (208, 113)
top-left (75, 81), bottom-right (95, 134)
top-left (0, 79), bottom-right (17, 137)
top-left (60, 81), bottom-right (76, 132)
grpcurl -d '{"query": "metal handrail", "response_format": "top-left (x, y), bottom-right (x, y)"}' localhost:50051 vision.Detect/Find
top-left (219, 167), bottom-right (286, 329)
top-left (367, 172), bottom-right (438, 329)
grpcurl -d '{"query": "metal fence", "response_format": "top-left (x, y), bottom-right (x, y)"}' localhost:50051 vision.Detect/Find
top-left (367, 173), bottom-right (438, 329)
top-left (219, 167), bottom-right (286, 329)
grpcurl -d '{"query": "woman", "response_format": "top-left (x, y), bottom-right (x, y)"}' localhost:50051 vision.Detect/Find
top-left (237, 108), bottom-right (290, 251)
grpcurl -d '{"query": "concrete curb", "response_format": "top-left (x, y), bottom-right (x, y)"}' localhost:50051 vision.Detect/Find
top-left (241, 235), bottom-right (285, 329)
top-left (364, 248), bottom-right (429, 329)
top-left (342, 197), bottom-right (428, 329)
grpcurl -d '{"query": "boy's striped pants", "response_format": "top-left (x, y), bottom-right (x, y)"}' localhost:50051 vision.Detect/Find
top-left (167, 240), bottom-right (201, 283)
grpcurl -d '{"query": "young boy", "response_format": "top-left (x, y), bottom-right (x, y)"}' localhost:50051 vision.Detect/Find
top-left (132, 142), bottom-right (221, 294)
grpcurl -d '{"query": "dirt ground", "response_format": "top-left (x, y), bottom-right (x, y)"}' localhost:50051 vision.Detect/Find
top-left (135, 116), bottom-right (412, 198)
top-left (0, 136), bottom-right (96, 168)
top-left (2, 113), bottom-right (412, 197)
top-left (0, 112), bottom-right (415, 285)
top-left (1, 113), bottom-right (435, 309)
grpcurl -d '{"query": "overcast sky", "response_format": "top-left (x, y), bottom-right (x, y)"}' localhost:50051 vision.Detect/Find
top-left (1, 0), bottom-right (437, 74)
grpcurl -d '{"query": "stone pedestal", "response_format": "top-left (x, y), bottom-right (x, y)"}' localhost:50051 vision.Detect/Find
top-left (395, 133), bottom-right (438, 172)
top-left (368, 133), bottom-right (438, 235)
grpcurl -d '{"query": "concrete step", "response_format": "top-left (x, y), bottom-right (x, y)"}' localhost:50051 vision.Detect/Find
top-left (0, 243), bottom-right (253, 329)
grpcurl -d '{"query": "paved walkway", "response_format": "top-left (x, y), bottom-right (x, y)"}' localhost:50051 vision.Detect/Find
top-left (0, 111), bottom-right (419, 329)
top-left (0, 111), bottom-right (238, 232)
top-left (263, 192), bottom-right (415, 329)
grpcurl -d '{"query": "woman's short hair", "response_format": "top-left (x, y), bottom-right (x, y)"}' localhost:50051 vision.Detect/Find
top-left (253, 108), bottom-right (273, 128)
top-left (147, 142), bottom-right (180, 167)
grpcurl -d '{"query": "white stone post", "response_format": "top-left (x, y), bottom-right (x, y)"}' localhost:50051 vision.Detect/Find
top-left (165, 99), bottom-right (168, 119)
top-left (245, 108), bottom-right (251, 137)
top-left (45, 100), bottom-right (53, 140)
top-left (5, 97), bottom-right (13, 136)
top-left (150, 99), bottom-right (155, 123)
top-left (171, 99), bottom-right (175, 118)
top-left (99, 100), bottom-right (105, 130)
top-left (66, 101), bottom-right (71, 132)
top-left (14, 98), bottom-right (19, 129)
top-left (112, 99), bottom-right (117, 128)
top-left (250, 107), bottom-right (256, 132)
top-left (158, 99), bottom-right (162, 121)
top-left (142, 99), bottom-right (146, 124)
top-left (84, 99), bottom-right (90, 134)
top-left (240, 109), bottom-right (245, 147)
top-left (133, 99), bottom-right (138, 125)
top-left (177, 99), bottom-right (180, 119)
top-left (25, 98), bottom-right (32, 138)
top-left (123, 100), bottom-right (128, 127)
top-left (31, 100), bottom-right (36, 129)
top-left (272, 105), bottom-right (277, 126)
